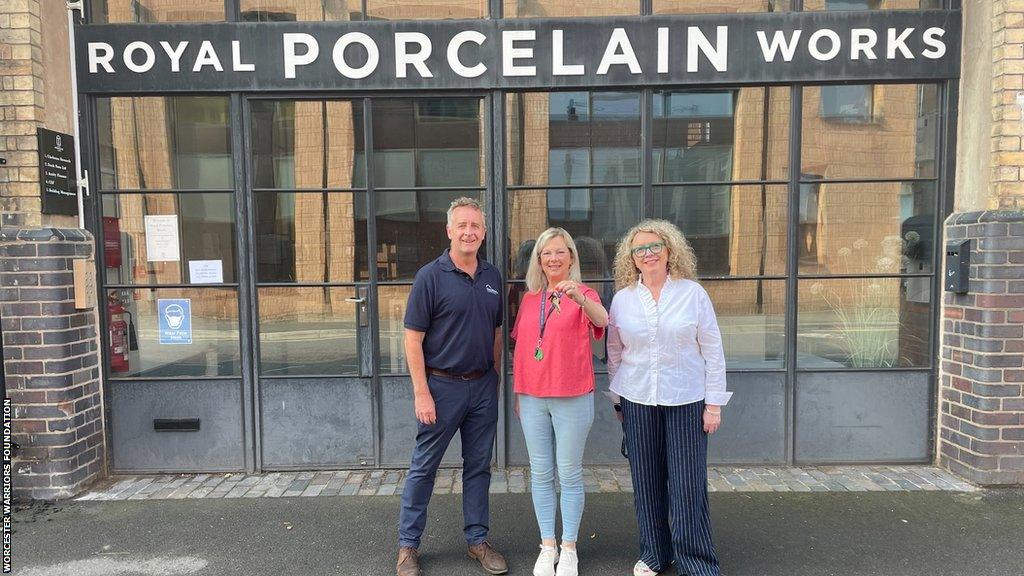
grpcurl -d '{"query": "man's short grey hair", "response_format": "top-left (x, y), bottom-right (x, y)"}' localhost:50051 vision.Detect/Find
top-left (446, 197), bottom-right (486, 228)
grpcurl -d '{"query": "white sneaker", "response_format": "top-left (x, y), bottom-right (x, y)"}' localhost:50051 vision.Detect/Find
top-left (633, 559), bottom-right (658, 576)
top-left (555, 546), bottom-right (578, 576)
top-left (533, 545), bottom-right (559, 576)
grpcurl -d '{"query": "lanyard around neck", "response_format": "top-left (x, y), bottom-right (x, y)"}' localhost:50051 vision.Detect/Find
top-left (537, 288), bottom-right (559, 342)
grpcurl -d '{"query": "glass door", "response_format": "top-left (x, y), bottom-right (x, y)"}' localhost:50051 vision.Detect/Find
top-left (247, 96), bottom-right (488, 469)
top-left (249, 99), bottom-right (377, 468)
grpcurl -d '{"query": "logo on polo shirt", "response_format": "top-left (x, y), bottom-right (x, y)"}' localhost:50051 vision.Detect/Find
top-left (485, 284), bottom-right (499, 296)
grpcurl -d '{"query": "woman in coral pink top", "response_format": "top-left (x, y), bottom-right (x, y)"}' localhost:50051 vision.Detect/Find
top-left (510, 228), bottom-right (608, 576)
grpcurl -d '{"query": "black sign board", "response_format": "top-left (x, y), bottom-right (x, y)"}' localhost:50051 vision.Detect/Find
top-left (75, 10), bottom-right (960, 93)
top-left (38, 128), bottom-right (78, 216)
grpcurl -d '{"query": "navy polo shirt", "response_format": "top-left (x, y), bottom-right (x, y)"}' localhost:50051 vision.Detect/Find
top-left (404, 250), bottom-right (504, 375)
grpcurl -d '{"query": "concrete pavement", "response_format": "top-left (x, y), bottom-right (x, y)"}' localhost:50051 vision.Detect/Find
top-left (11, 488), bottom-right (1024, 576)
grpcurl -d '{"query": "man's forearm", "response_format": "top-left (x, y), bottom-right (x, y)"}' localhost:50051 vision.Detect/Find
top-left (404, 332), bottom-right (429, 395)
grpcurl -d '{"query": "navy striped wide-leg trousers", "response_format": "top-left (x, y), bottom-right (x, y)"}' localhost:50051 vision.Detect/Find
top-left (622, 399), bottom-right (719, 576)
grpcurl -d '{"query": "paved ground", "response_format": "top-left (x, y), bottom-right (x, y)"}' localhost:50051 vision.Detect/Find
top-left (11, 489), bottom-right (1024, 576)
top-left (75, 466), bottom-right (977, 501)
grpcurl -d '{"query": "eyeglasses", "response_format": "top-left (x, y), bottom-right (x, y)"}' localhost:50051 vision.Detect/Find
top-left (539, 249), bottom-right (570, 259)
top-left (630, 242), bottom-right (665, 258)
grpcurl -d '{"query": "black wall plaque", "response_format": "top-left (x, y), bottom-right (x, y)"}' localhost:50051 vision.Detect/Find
top-left (38, 128), bottom-right (78, 216)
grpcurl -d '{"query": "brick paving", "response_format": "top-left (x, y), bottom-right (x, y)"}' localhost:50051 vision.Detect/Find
top-left (74, 466), bottom-right (977, 501)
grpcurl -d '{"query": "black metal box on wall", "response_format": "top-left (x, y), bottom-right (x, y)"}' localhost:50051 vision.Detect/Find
top-left (945, 239), bottom-right (971, 294)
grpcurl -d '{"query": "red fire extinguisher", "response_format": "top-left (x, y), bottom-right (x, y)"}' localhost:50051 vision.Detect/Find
top-left (108, 292), bottom-right (130, 373)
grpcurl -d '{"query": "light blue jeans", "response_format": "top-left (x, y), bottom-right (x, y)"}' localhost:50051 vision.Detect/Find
top-left (518, 392), bottom-right (594, 542)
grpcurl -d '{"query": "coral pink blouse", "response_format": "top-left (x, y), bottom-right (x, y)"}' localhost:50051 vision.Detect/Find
top-left (511, 285), bottom-right (605, 397)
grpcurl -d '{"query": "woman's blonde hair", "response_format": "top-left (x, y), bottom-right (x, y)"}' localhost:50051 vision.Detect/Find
top-left (525, 228), bottom-right (583, 292)
top-left (612, 219), bottom-right (697, 290)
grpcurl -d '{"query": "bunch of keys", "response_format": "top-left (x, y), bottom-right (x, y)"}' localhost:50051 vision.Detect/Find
top-left (549, 290), bottom-right (563, 314)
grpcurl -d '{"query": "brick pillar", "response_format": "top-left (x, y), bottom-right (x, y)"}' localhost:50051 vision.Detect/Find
top-left (0, 0), bottom-right (45, 229)
top-left (1, 228), bottom-right (105, 500)
top-left (939, 212), bottom-right (1024, 486)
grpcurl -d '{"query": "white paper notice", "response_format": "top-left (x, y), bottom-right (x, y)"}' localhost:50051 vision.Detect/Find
top-left (144, 215), bottom-right (180, 262)
top-left (189, 260), bottom-right (224, 284)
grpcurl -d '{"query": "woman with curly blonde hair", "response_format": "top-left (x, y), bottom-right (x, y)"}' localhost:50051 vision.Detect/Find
top-left (606, 219), bottom-right (731, 576)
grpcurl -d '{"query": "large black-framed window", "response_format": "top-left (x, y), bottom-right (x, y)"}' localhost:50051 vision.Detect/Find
top-left (247, 97), bottom-right (487, 377)
top-left (94, 95), bottom-right (241, 378)
top-left (505, 86), bottom-right (792, 371)
top-left (796, 83), bottom-right (940, 370)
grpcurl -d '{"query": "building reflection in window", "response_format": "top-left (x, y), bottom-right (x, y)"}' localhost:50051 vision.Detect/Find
top-left (240, 0), bottom-right (361, 21)
top-left (89, 0), bottom-right (225, 23)
top-left (97, 96), bottom-right (232, 190)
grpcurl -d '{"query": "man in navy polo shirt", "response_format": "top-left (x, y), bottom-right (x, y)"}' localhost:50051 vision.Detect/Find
top-left (397, 197), bottom-right (508, 576)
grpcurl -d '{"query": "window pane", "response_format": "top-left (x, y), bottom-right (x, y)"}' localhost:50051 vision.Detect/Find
top-left (705, 280), bottom-right (786, 369)
top-left (378, 285), bottom-right (411, 374)
top-left (507, 92), bottom-right (642, 187)
top-left (372, 190), bottom-right (486, 281)
top-left (258, 287), bottom-right (361, 376)
top-left (240, 0), bottom-right (362, 21)
top-left (373, 99), bottom-right (483, 187)
top-left (97, 97), bottom-right (232, 190)
top-left (106, 288), bottom-right (239, 377)
top-left (250, 100), bottom-right (366, 189)
top-left (508, 188), bottom-right (640, 280)
top-left (654, 185), bottom-right (787, 277)
top-left (654, 88), bottom-right (790, 183)
top-left (366, 0), bottom-right (486, 19)
top-left (798, 278), bottom-right (931, 368)
top-left (804, 0), bottom-right (941, 10)
top-left (802, 84), bottom-right (939, 179)
top-left (89, 0), bottom-right (224, 22)
top-left (101, 193), bottom-right (236, 285)
top-left (796, 181), bottom-right (935, 276)
top-left (504, 0), bottom-right (638, 17)
top-left (253, 192), bottom-right (369, 283)
top-left (654, 0), bottom-right (789, 14)
top-left (507, 281), bottom-right (611, 373)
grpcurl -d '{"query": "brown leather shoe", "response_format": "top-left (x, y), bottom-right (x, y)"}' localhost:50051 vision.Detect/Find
top-left (467, 541), bottom-right (508, 575)
top-left (397, 546), bottom-right (421, 576)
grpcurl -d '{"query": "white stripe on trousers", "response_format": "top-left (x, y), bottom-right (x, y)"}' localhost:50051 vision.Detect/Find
top-left (623, 399), bottom-right (719, 576)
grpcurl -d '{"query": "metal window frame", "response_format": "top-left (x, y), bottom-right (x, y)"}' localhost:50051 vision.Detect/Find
top-left (80, 0), bottom-right (960, 470)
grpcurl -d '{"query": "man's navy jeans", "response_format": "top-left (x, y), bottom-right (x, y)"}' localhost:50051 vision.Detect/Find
top-left (398, 369), bottom-right (499, 548)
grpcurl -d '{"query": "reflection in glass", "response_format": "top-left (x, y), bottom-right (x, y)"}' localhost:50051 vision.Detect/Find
top-left (654, 0), bottom-right (789, 13)
top-left (654, 185), bottom-right (788, 277)
top-left (371, 191), bottom-right (486, 281)
top-left (505, 0), bottom-right (638, 17)
top-left (372, 99), bottom-right (483, 187)
top-left (803, 0), bottom-right (940, 10)
top-left (796, 182), bottom-right (935, 276)
top-left (507, 281), bottom-right (611, 374)
top-left (240, 0), bottom-right (361, 21)
top-left (100, 193), bottom-right (236, 286)
top-left (105, 288), bottom-right (239, 377)
top-left (378, 286), bottom-right (411, 374)
top-left (97, 97), bottom-right (232, 190)
top-left (365, 0), bottom-right (486, 19)
top-left (250, 100), bottom-right (365, 189)
top-left (258, 287), bottom-right (361, 376)
top-left (802, 84), bottom-right (939, 180)
top-left (654, 88), bottom-right (790, 183)
top-left (88, 0), bottom-right (224, 22)
top-left (797, 278), bottom-right (930, 368)
top-left (253, 192), bottom-right (369, 283)
top-left (507, 92), bottom-right (641, 187)
top-left (705, 280), bottom-right (786, 369)
top-left (508, 188), bottom-right (640, 279)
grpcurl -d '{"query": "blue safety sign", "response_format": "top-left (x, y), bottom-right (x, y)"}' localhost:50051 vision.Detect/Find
top-left (158, 298), bottom-right (192, 345)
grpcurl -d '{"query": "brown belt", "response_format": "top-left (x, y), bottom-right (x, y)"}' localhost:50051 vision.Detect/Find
top-left (426, 367), bottom-right (488, 381)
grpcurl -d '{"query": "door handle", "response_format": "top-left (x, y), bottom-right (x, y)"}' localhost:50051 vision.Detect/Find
top-left (345, 297), bottom-right (366, 303)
